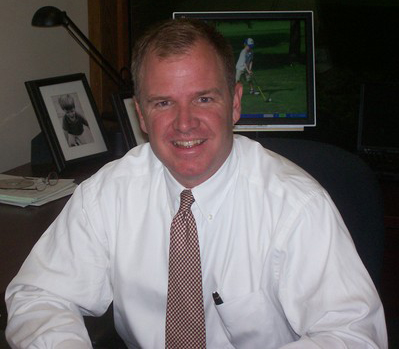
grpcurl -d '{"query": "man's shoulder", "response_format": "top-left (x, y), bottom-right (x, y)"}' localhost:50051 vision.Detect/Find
top-left (233, 135), bottom-right (322, 195)
top-left (84, 143), bottom-right (161, 188)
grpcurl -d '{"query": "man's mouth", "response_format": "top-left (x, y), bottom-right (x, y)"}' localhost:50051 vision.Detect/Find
top-left (173, 139), bottom-right (204, 148)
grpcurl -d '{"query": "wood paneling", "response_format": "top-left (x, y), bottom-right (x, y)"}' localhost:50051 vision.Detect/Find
top-left (88, 0), bottom-right (130, 117)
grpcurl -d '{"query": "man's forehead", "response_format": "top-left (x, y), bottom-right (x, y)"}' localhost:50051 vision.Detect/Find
top-left (136, 39), bottom-right (231, 101)
top-left (145, 39), bottom-right (215, 63)
top-left (147, 52), bottom-right (188, 66)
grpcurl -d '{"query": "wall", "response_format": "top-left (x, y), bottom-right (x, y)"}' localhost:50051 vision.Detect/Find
top-left (0, 0), bottom-right (89, 173)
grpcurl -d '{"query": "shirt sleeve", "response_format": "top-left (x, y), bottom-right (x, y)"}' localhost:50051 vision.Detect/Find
top-left (276, 190), bottom-right (387, 348)
top-left (5, 181), bottom-right (112, 348)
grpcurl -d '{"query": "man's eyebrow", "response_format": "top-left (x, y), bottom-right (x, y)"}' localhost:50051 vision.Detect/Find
top-left (145, 95), bottom-right (171, 103)
top-left (145, 88), bottom-right (223, 103)
top-left (195, 88), bottom-right (223, 97)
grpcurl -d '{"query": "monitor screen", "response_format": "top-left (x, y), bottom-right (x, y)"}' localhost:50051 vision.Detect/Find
top-left (173, 11), bottom-right (316, 130)
top-left (358, 82), bottom-right (399, 152)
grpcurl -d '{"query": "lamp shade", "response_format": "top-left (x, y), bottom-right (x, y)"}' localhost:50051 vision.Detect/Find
top-left (32, 6), bottom-right (68, 27)
top-left (31, 6), bottom-right (129, 88)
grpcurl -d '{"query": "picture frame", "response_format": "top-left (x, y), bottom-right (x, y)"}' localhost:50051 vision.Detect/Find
top-left (25, 73), bottom-right (109, 172)
top-left (111, 91), bottom-right (148, 150)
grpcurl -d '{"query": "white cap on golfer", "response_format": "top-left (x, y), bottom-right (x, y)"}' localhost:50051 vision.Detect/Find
top-left (245, 38), bottom-right (255, 48)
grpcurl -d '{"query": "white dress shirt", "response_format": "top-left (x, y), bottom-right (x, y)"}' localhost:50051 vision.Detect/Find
top-left (6, 135), bottom-right (387, 348)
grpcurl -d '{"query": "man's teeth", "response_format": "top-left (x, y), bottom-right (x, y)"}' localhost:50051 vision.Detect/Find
top-left (173, 140), bottom-right (203, 148)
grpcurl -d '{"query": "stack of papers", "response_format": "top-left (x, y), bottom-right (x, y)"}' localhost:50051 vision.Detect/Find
top-left (0, 174), bottom-right (77, 207)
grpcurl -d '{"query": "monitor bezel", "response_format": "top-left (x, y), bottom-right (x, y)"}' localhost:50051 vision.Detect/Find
top-left (173, 11), bottom-right (316, 129)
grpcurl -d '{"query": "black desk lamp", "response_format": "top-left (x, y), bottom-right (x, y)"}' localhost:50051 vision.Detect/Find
top-left (32, 6), bottom-right (129, 88)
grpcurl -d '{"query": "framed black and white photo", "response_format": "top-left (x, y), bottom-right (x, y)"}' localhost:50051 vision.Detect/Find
top-left (111, 91), bottom-right (148, 150)
top-left (25, 73), bottom-right (108, 172)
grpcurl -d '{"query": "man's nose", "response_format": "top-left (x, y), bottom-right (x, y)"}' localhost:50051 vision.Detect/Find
top-left (173, 104), bottom-right (199, 132)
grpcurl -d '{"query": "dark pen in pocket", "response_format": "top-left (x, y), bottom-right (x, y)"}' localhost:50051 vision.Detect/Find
top-left (212, 292), bottom-right (224, 305)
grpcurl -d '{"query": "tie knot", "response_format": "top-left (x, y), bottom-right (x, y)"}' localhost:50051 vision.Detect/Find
top-left (179, 189), bottom-right (195, 211)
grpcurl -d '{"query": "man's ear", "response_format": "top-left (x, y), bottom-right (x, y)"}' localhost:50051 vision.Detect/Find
top-left (134, 97), bottom-right (148, 134)
top-left (232, 83), bottom-right (243, 125)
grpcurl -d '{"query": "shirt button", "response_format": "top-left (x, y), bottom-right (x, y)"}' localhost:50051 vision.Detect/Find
top-left (208, 214), bottom-right (213, 221)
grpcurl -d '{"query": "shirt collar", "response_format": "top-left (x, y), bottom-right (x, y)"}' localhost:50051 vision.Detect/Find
top-left (164, 143), bottom-right (238, 221)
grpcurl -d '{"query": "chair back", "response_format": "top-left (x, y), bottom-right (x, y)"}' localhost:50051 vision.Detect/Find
top-left (257, 137), bottom-right (385, 289)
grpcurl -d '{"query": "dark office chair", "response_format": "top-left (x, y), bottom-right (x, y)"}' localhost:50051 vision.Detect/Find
top-left (257, 137), bottom-right (385, 288)
top-left (85, 137), bottom-right (385, 348)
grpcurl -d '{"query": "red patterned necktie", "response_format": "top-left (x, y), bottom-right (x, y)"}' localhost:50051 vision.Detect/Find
top-left (165, 189), bottom-right (206, 348)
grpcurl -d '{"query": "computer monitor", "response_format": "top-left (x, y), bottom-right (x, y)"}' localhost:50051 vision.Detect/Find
top-left (173, 11), bottom-right (316, 131)
top-left (357, 82), bottom-right (399, 153)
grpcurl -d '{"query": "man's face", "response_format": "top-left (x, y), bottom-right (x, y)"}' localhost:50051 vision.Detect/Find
top-left (135, 40), bottom-right (242, 188)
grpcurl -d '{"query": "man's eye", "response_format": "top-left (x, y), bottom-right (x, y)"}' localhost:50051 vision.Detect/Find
top-left (155, 100), bottom-right (170, 108)
top-left (198, 96), bottom-right (213, 103)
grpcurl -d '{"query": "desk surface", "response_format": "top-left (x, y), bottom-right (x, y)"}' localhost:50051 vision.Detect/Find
top-left (1, 158), bottom-right (399, 346)
top-left (0, 158), bottom-right (111, 293)
top-left (2, 163), bottom-right (399, 292)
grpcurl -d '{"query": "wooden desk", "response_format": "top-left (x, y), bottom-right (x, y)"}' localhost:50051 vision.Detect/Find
top-left (0, 158), bottom-right (111, 294)
top-left (2, 167), bottom-right (399, 298)
top-left (0, 157), bottom-right (124, 347)
top-left (1, 160), bottom-right (398, 347)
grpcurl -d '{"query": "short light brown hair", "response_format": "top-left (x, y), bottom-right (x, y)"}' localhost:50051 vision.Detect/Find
top-left (131, 18), bottom-right (235, 101)
top-left (58, 94), bottom-right (75, 110)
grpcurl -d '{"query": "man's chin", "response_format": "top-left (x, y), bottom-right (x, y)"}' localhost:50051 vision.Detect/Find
top-left (170, 166), bottom-right (211, 188)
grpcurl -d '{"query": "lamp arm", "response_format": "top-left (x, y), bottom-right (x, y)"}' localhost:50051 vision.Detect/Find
top-left (63, 14), bottom-right (127, 87)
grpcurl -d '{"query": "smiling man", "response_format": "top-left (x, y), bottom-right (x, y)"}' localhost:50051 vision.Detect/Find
top-left (134, 37), bottom-right (242, 188)
top-left (6, 19), bottom-right (387, 348)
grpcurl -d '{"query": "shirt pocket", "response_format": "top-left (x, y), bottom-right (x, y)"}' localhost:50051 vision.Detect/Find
top-left (214, 290), bottom-right (296, 348)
